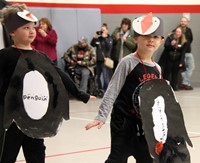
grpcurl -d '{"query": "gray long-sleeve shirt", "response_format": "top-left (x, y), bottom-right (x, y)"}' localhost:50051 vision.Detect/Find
top-left (95, 53), bottom-right (161, 123)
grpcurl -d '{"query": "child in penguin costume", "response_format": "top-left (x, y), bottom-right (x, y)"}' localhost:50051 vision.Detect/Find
top-left (132, 14), bottom-right (193, 162)
top-left (85, 12), bottom-right (192, 163)
top-left (0, 4), bottom-right (95, 162)
top-left (132, 79), bottom-right (193, 163)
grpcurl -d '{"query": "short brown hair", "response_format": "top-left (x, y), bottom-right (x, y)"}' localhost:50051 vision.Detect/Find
top-left (121, 18), bottom-right (131, 30)
top-left (39, 17), bottom-right (52, 30)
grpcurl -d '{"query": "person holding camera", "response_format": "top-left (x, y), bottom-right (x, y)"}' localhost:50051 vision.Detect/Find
top-left (110, 18), bottom-right (136, 71)
top-left (91, 23), bottom-right (113, 93)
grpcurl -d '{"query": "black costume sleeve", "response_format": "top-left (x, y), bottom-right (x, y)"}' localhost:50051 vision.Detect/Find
top-left (38, 51), bottom-right (90, 103)
top-left (54, 66), bottom-right (90, 103)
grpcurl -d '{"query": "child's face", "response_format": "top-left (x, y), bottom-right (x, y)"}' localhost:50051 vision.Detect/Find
top-left (10, 22), bottom-right (36, 46)
top-left (134, 35), bottom-right (164, 54)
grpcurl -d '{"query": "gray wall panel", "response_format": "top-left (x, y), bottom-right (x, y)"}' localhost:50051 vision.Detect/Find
top-left (50, 8), bottom-right (77, 68)
top-left (30, 8), bottom-right (51, 21)
top-left (77, 9), bottom-right (101, 41)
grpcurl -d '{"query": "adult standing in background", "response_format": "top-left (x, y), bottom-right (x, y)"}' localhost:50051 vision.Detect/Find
top-left (178, 17), bottom-right (195, 90)
top-left (91, 23), bottom-right (113, 93)
top-left (32, 17), bottom-right (58, 64)
top-left (162, 27), bottom-right (187, 91)
top-left (111, 18), bottom-right (136, 71)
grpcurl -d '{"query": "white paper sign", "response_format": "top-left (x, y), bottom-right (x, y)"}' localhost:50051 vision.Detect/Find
top-left (22, 71), bottom-right (49, 120)
top-left (152, 96), bottom-right (168, 143)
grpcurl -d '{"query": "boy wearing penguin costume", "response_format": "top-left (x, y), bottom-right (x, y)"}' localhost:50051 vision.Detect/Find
top-left (0, 4), bottom-right (95, 162)
top-left (85, 12), bottom-right (165, 163)
top-left (85, 12), bottom-right (192, 163)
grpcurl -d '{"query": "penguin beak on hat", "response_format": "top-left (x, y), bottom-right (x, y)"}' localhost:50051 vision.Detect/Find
top-left (132, 12), bottom-right (164, 38)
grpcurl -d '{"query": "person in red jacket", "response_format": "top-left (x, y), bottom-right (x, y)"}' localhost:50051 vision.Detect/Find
top-left (32, 17), bottom-right (58, 64)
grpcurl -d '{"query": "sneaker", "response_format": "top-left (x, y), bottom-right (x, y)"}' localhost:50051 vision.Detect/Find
top-left (179, 84), bottom-right (186, 90)
top-left (179, 84), bottom-right (193, 90)
top-left (185, 85), bottom-right (193, 90)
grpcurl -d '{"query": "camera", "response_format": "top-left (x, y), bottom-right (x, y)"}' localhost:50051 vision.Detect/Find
top-left (96, 31), bottom-right (103, 35)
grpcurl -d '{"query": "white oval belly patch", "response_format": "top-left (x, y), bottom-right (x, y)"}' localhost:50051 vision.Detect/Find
top-left (22, 70), bottom-right (49, 120)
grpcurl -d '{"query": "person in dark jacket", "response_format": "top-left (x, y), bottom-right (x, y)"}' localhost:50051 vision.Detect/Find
top-left (162, 27), bottom-right (187, 91)
top-left (91, 23), bottom-right (113, 92)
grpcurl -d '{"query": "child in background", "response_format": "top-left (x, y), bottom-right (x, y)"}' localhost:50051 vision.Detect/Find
top-left (85, 13), bottom-right (164, 163)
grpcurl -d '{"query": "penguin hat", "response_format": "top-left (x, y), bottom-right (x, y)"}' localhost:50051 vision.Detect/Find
top-left (132, 12), bottom-right (164, 38)
top-left (4, 9), bottom-right (38, 33)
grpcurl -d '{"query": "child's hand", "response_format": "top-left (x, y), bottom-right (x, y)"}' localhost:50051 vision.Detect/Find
top-left (85, 120), bottom-right (103, 130)
top-left (89, 95), bottom-right (96, 100)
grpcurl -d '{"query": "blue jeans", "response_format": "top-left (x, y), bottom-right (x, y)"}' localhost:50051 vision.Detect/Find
top-left (75, 66), bottom-right (90, 93)
top-left (96, 62), bottom-right (110, 92)
top-left (181, 53), bottom-right (195, 86)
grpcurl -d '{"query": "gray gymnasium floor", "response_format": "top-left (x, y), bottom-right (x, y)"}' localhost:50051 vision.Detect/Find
top-left (16, 87), bottom-right (200, 163)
